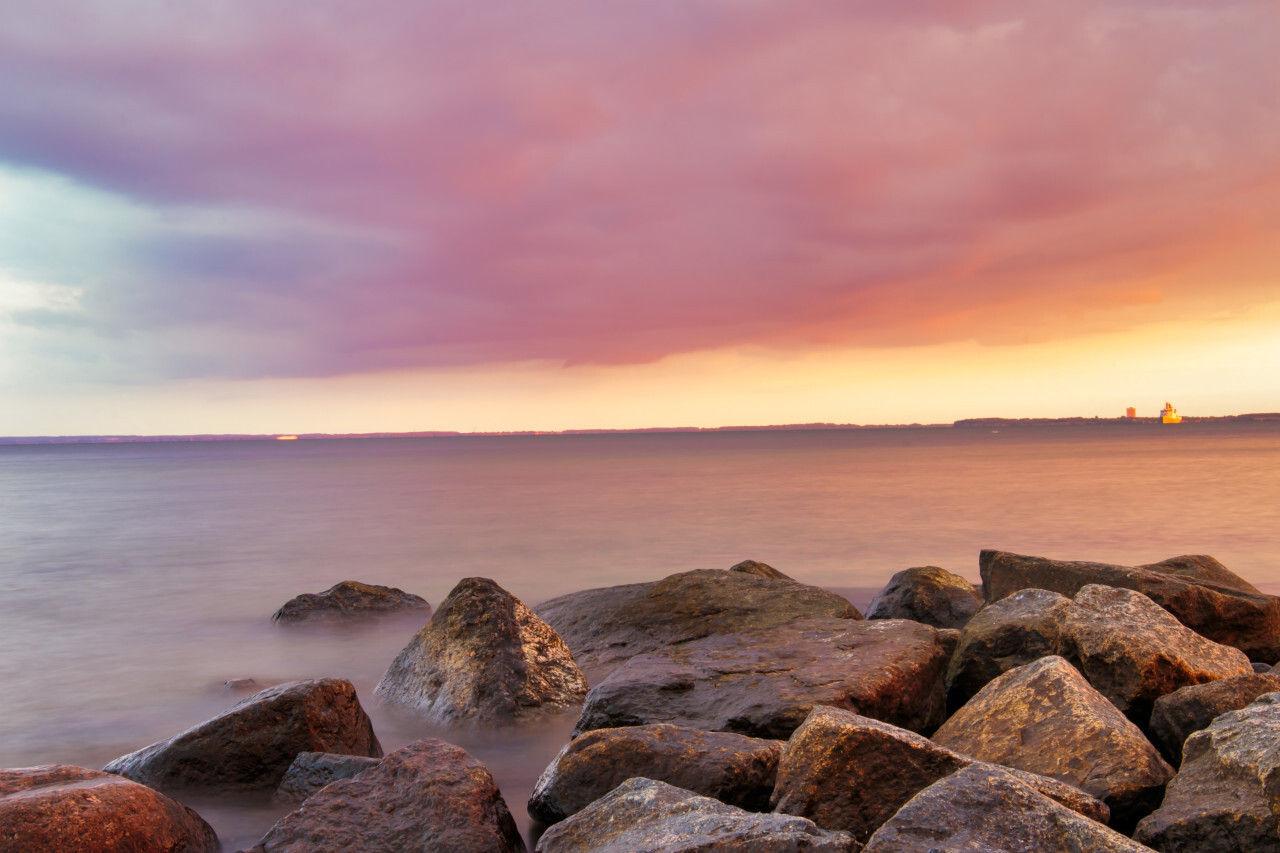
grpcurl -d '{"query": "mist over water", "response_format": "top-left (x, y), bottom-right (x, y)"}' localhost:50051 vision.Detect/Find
top-left (2, 424), bottom-right (1278, 847)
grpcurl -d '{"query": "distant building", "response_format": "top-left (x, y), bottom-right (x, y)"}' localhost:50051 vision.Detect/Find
top-left (1125, 407), bottom-right (1136, 419)
top-left (1161, 402), bottom-right (1182, 424)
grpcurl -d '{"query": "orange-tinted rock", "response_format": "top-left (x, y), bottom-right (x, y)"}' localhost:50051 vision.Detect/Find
top-left (865, 566), bottom-right (983, 630)
top-left (729, 559), bottom-right (794, 580)
top-left (1149, 673), bottom-right (1280, 766)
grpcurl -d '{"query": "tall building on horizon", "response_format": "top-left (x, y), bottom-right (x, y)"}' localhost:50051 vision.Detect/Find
top-left (1125, 407), bottom-right (1137, 419)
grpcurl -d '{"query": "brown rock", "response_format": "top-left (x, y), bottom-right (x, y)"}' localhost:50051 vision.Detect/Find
top-left (865, 566), bottom-right (983, 630)
top-left (274, 751), bottom-right (382, 804)
top-left (1149, 673), bottom-right (1280, 767)
top-left (271, 580), bottom-right (430, 623)
top-left (535, 569), bottom-right (860, 679)
top-left (534, 777), bottom-right (856, 853)
top-left (980, 549), bottom-right (1280, 662)
top-left (863, 764), bottom-right (1156, 853)
top-left (0, 765), bottom-right (219, 852)
top-left (573, 617), bottom-right (947, 739)
top-left (528, 724), bottom-right (781, 825)
top-left (248, 739), bottom-right (525, 853)
top-left (375, 577), bottom-right (587, 725)
top-left (771, 706), bottom-right (1108, 842)
top-left (104, 678), bottom-right (381, 794)
top-left (729, 559), bottom-right (794, 580)
top-left (932, 655), bottom-right (1174, 832)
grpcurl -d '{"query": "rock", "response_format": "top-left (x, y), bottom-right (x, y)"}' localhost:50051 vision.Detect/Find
top-left (573, 617), bottom-right (947, 739)
top-left (104, 678), bottom-right (381, 794)
top-left (534, 777), bottom-right (856, 853)
top-left (865, 566), bottom-right (983, 630)
top-left (932, 655), bottom-right (1173, 832)
top-left (729, 559), bottom-right (794, 580)
top-left (771, 706), bottom-right (1108, 842)
top-left (375, 577), bottom-right (587, 725)
top-left (1148, 673), bottom-right (1280, 767)
top-left (0, 764), bottom-right (219, 853)
top-left (862, 764), bottom-right (1156, 853)
top-left (274, 751), bottom-right (382, 804)
top-left (980, 549), bottom-right (1280, 662)
top-left (536, 569), bottom-right (860, 679)
top-left (271, 580), bottom-right (430, 623)
top-left (247, 738), bottom-right (525, 853)
top-left (1253, 661), bottom-right (1273, 673)
top-left (224, 677), bottom-right (261, 691)
top-left (528, 724), bottom-right (782, 825)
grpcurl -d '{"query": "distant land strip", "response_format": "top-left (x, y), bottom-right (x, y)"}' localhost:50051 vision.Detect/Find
top-left (3, 414), bottom-right (1279, 445)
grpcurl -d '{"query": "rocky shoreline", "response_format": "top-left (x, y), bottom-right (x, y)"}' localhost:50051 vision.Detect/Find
top-left (5, 552), bottom-right (1280, 851)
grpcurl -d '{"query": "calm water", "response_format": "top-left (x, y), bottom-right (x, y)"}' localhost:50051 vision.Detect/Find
top-left (2, 424), bottom-right (1278, 848)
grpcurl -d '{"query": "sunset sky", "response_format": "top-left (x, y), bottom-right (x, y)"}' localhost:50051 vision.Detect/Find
top-left (2, 1), bottom-right (1278, 435)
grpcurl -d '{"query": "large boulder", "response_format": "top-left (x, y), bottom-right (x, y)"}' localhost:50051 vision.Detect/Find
top-left (271, 580), bottom-right (430, 623)
top-left (771, 706), bottom-right (1108, 842)
top-left (1135, 691), bottom-right (1280, 852)
top-left (247, 739), bottom-right (525, 853)
top-left (0, 765), bottom-right (219, 853)
top-left (573, 617), bottom-right (947, 739)
top-left (104, 678), bottom-right (381, 794)
top-left (1149, 673), bottom-right (1280, 766)
top-left (932, 655), bottom-right (1174, 832)
top-left (729, 559), bottom-right (794, 580)
top-left (534, 777), bottom-right (856, 853)
top-left (274, 751), bottom-right (382, 804)
top-left (865, 566), bottom-right (983, 630)
top-left (528, 724), bottom-right (782, 825)
top-left (862, 764), bottom-right (1156, 853)
top-left (375, 577), bottom-right (587, 725)
top-left (980, 550), bottom-right (1280, 662)
top-left (535, 569), bottom-right (860, 679)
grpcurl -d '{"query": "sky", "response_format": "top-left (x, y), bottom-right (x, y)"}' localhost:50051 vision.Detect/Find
top-left (1, 1), bottom-right (1278, 435)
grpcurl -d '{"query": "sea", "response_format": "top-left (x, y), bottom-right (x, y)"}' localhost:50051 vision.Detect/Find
top-left (2, 422), bottom-right (1278, 848)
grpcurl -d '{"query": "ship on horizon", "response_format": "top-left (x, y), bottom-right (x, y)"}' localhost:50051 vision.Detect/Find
top-left (1161, 402), bottom-right (1182, 424)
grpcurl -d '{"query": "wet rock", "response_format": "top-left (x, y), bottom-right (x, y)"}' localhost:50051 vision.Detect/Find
top-left (771, 706), bottom-right (1108, 842)
top-left (865, 566), bottom-right (983, 630)
top-left (574, 617), bottom-right (947, 739)
top-left (535, 777), bottom-right (856, 853)
top-left (862, 764), bottom-right (1156, 853)
top-left (271, 580), bottom-right (430, 623)
top-left (980, 549), bottom-right (1280, 662)
top-left (0, 764), bottom-right (219, 853)
top-left (1149, 673), bottom-right (1280, 767)
top-left (933, 655), bottom-right (1173, 832)
top-left (528, 724), bottom-right (782, 825)
top-left (1253, 661), bottom-right (1273, 673)
top-left (104, 678), bottom-right (381, 794)
top-left (375, 577), bottom-right (587, 725)
top-left (729, 559), bottom-right (794, 580)
top-left (274, 751), bottom-right (382, 804)
top-left (536, 569), bottom-right (860, 679)
top-left (247, 738), bottom-right (525, 853)
top-left (224, 677), bottom-right (261, 691)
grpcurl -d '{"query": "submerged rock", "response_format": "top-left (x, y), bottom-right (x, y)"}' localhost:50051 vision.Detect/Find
top-left (534, 777), bottom-right (856, 853)
top-left (865, 566), bottom-right (983, 630)
top-left (932, 655), bottom-right (1173, 831)
top-left (271, 580), bottom-right (430, 623)
top-left (274, 751), bottom-right (382, 804)
top-left (862, 764), bottom-right (1156, 853)
top-left (1135, 691), bottom-right (1280, 852)
top-left (980, 549), bottom-right (1280, 662)
top-left (248, 739), bottom-right (525, 853)
top-left (729, 559), bottom-right (794, 580)
top-left (375, 577), bottom-right (587, 725)
top-left (528, 724), bottom-right (781, 825)
top-left (0, 764), bottom-right (219, 853)
top-left (573, 617), bottom-right (947, 739)
top-left (535, 569), bottom-right (860, 678)
top-left (104, 678), bottom-right (381, 794)
top-left (771, 706), bottom-right (1108, 842)
top-left (1149, 673), bottom-right (1280, 766)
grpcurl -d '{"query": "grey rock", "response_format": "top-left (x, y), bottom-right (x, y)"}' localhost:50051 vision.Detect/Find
top-left (271, 580), bottom-right (430, 623)
top-left (933, 655), bottom-right (1174, 832)
top-left (534, 777), bottom-right (856, 852)
top-left (865, 566), bottom-right (983, 630)
top-left (573, 617), bottom-right (947, 739)
top-left (375, 577), bottom-right (587, 725)
top-left (247, 738), bottom-right (525, 853)
top-left (771, 705), bottom-right (1108, 842)
top-left (274, 751), bottom-right (382, 804)
top-left (730, 560), bottom-right (794, 580)
top-left (1149, 673), bottom-right (1280, 766)
top-left (528, 724), bottom-right (781, 825)
top-left (536, 569), bottom-right (860, 679)
top-left (104, 678), bottom-right (381, 794)
top-left (863, 764), bottom-right (1156, 853)
top-left (980, 549), bottom-right (1280, 662)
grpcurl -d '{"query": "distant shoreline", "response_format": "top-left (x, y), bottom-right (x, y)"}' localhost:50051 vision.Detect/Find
top-left (3, 414), bottom-right (1278, 445)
